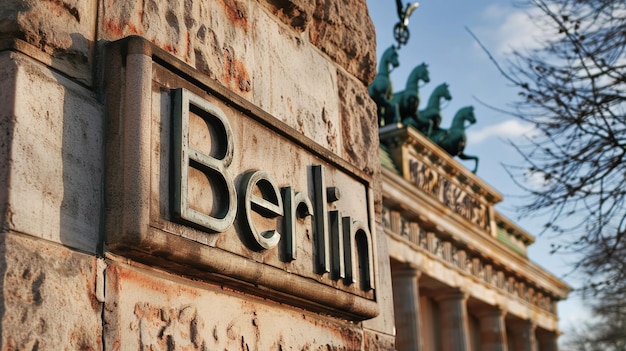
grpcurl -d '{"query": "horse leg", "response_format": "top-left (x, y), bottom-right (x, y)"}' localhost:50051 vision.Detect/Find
top-left (377, 106), bottom-right (385, 126)
top-left (390, 103), bottom-right (401, 124)
top-left (459, 154), bottom-right (479, 173)
top-left (383, 102), bottom-right (400, 125)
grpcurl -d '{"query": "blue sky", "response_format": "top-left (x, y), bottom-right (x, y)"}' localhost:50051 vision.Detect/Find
top-left (366, 0), bottom-right (587, 332)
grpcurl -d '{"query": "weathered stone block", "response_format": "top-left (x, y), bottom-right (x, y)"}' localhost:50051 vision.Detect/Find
top-left (0, 50), bottom-right (102, 253)
top-left (100, 0), bottom-right (343, 151)
top-left (310, 0), bottom-right (377, 84)
top-left (0, 0), bottom-right (97, 84)
top-left (99, 0), bottom-right (251, 93)
top-left (338, 69), bottom-right (379, 175)
top-left (257, 0), bottom-right (316, 31)
top-left (363, 226), bottom-right (396, 336)
top-left (364, 329), bottom-right (396, 350)
top-left (103, 37), bottom-right (378, 320)
top-left (104, 261), bottom-right (365, 350)
top-left (0, 55), bottom-right (15, 233)
top-left (252, 10), bottom-right (341, 152)
top-left (0, 233), bottom-right (102, 350)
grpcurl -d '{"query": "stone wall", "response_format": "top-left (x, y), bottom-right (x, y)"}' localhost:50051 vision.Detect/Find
top-left (0, 0), bottom-right (391, 349)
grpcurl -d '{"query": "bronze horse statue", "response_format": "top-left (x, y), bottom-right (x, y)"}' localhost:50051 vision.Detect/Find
top-left (369, 46), bottom-right (400, 126)
top-left (430, 106), bottom-right (479, 173)
top-left (405, 82), bottom-right (451, 137)
top-left (391, 62), bottom-right (430, 126)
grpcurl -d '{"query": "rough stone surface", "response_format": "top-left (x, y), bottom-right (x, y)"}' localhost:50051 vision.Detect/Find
top-left (105, 262), bottom-right (365, 350)
top-left (100, 0), bottom-right (345, 151)
top-left (250, 10), bottom-right (341, 152)
top-left (257, 0), bottom-right (316, 32)
top-left (338, 69), bottom-right (379, 175)
top-left (0, 0), bottom-right (97, 84)
top-left (309, 0), bottom-right (377, 84)
top-left (1, 51), bottom-right (102, 253)
top-left (362, 225), bottom-right (395, 337)
top-left (0, 0), bottom-right (390, 349)
top-left (0, 53), bottom-right (16, 233)
top-left (0, 233), bottom-right (102, 350)
top-left (364, 329), bottom-right (396, 351)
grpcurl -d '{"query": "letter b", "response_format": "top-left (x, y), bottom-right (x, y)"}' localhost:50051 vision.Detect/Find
top-left (172, 88), bottom-right (237, 232)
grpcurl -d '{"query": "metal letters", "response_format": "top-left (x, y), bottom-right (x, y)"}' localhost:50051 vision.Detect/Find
top-left (172, 88), bottom-right (237, 233)
top-left (172, 88), bottom-right (374, 292)
top-left (241, 171), bottom-right (284, 250)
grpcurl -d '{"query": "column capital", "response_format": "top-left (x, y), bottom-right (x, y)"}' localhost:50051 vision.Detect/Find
top-left (435, 287), bottom-right (471, 351)
top-left (392, 263), bottom-right (422, 278)
top-left (432, 288), bottom-right (468, 302)
top-left (476, 305), bottom-right (508, 351)
top-left (508, 318), bottom-right (538, 351)
top-left (536, 328), bottom-right (561, 351)
top-left (473, 305), bottom-right (507, 319)
top-left (507, 318), bottom-right (536, 332)
top-left (391, 262), bottom-right (424, 351)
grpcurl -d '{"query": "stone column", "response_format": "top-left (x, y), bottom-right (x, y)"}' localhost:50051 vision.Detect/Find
top-left (476, 307), bottom-right (508, 351)
top-left (508, 320), bottom-right (537, 351)
top-left (536, 330), bottom-right (559, 351)
top-left (435, 289), bottom-right (471, 351)
top-left (392, 265), bottom-right (424, 351)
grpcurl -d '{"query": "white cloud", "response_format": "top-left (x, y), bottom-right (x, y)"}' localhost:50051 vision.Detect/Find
top-left (475, 5), bottom-right (555, 56)
top-left (481, 3), bottom-right (511, 21)
top-left (466, 119), bottom-right (536, 144)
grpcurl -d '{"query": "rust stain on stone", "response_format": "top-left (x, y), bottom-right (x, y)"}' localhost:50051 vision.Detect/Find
top-left (103, 19), bottom-right (142, 37)
top-left (109, 263), bottom-right (202, 298)
top-left (162, 42), bottom-right (178, 55)
top-left (186, 32), bottom-right (192, 60)
top-left (217, 0), bottom-right (248, 31)
top-left (234, 59), bottom-right (251, 92)
top-left (222, 48), bottom-right (251, 93)
top-left (86, 269), bottom-right (101, 311)
top-left (44, 0), bottom-right (81, 22)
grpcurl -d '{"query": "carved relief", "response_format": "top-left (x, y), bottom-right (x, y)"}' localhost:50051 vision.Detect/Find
top-left (408, 158), bottom-right (490, 232)
top-left (134, 303), bottom-right (206, 350)
top-left (382, 207), bottom-right (391, 229)
top-left (418, 228), bottom-right (428, 250)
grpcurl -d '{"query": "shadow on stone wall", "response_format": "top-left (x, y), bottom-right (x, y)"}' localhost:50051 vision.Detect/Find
top-left (0, 232), bottom-right (6, 346)
top-left (58, 32), bottom-right (103, 255)
top-left (0, 47), bottom-right (18, 346)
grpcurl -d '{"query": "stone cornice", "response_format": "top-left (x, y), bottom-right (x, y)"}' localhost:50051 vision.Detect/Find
top-left (495, 212), bottom-right (535, 246)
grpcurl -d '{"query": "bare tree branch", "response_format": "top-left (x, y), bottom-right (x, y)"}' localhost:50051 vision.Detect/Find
top-left (483, 0), bottom-right (626, 302)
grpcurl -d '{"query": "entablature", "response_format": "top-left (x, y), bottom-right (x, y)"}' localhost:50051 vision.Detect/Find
top-left (381, 166), bottom-right (571, 311)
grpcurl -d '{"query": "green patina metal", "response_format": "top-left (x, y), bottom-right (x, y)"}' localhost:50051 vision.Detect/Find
top-left (369, 45), bottom-right (400, 126)
top-left (430, 106), bottom-right (479, 173)
top-left (379, 145), bottom-right (400, 174)
top-left (497, 227), bottom-right (525, 255)
top-left (406, 82), bottom-right (452, 136)
top-left (391, 62), bottom-right (430, 128)
top-left (372, 14), bottom-right (482, 172)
